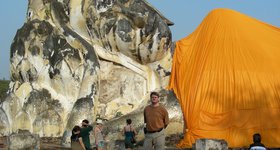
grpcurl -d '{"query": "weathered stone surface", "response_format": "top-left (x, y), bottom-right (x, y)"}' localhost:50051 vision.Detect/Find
top-left (5, 13), bottom-right (99, 138)
top-left (0, 0), bottom-right (181, 148)
top-left (0, 108), bottom-right (9, 136)
top-left (98, 60), bottom-right (146, 119)
top-left (195, 139), bottom-right (228, 150)
top-left (8, 130), bottom-right (40, 150)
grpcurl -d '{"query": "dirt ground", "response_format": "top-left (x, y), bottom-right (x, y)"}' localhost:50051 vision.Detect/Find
top-left (0, 135), bottom-right (186, 150)
top-left (2, 136), bottom-right (278, 150)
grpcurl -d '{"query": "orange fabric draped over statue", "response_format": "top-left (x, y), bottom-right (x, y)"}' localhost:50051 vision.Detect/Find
top-left (168, 8), bottom-right (280, 148)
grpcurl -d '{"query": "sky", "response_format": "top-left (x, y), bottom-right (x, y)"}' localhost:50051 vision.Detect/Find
top-left (0, 0), bottom-right (280, 80)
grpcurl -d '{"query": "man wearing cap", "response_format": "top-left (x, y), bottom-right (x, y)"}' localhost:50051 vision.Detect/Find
top-left (94, 119), bottom-right (105, 150)
top-left (143, 92), bottom-right (169, 150)
top-left (80, 119), bottom-right (93, 150)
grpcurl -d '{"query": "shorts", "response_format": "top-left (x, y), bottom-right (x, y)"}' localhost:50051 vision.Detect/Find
top-left (96, 141), bottom-right (104, 149)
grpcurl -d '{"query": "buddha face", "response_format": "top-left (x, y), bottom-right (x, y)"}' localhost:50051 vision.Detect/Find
top-left (83, 0), bottom-right (173, 64)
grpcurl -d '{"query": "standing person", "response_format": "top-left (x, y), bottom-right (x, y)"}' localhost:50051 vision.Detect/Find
top-left (143, 92), bottom-right (169, 150)
top-left (71, 125), bottom-right (86, 150)
top-left (248, 133), bottom-right (266, 150)
top-left (80, 119), bottom-right (93, 150)
top-left (94, 119), bottom-right (105, 150)
top-left (123, 119), bottom-right (137, 150)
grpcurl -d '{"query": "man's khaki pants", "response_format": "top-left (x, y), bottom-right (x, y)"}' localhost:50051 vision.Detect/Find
top-left (143, 129), bottom-right (165, 150)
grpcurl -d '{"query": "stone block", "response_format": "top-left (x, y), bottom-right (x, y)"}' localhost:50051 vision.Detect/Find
top-left (194, 139), bottom-right (228, 150)
top-left (8, 129), bottom-right (40, 150)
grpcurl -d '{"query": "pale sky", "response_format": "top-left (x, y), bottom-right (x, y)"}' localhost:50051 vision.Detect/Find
top-left (0, 0), bottom-right (280, 79)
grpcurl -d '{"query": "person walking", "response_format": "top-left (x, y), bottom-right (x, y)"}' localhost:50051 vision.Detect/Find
top-left (123, 119), bottom-right (137, 150)
top-left (94, 119), bottom-right (105, 150)
top-left (71, 125), bottom-right (86, 150)
top-left (80, 119), bottom-right (93, 150)
top-left (143, 91), bottom-right (169, 150)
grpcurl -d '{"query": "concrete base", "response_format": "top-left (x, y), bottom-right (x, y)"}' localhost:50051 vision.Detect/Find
top-left (194, 139), bottom-right (228, 150)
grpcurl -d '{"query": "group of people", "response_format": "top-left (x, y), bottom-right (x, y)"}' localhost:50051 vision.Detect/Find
top-left (71, 118), bottom-right (105, 150)
top-left (71, 119), bottom-right (94, 150)
top-left (70, 91), bottom-right (169, 150)
top-left (70, 91), bottom-right (268, 150)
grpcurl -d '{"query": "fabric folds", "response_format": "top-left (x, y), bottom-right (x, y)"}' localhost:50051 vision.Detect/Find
top-left (168, 8), bottom-right (280, 148)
